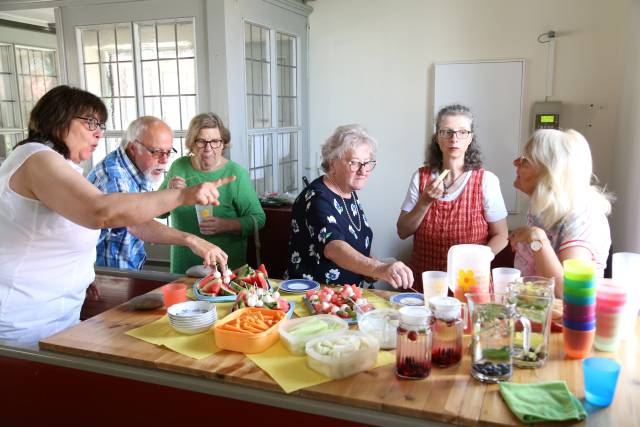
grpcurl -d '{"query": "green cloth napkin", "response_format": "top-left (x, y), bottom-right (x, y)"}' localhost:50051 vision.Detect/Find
top-left (499, 381), bottom-right (587, 423)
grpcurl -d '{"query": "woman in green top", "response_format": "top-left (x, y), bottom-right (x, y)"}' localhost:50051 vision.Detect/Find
top-left (160, 113), bottom-right (265, 273)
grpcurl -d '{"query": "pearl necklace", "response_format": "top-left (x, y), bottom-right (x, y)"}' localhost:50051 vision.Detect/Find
top-left (325, 175), bottom-right (362, 232)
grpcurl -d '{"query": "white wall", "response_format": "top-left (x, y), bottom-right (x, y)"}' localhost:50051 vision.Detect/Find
top-left (308, 0), bottom-right (630, 262)
top-left (611, 0), bottom-right (640, 252)
top-left (0, 25), bottom-right (58, 48)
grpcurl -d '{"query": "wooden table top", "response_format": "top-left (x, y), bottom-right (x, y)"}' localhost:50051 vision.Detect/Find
top-left (40, 278), bottom-right (640, 427)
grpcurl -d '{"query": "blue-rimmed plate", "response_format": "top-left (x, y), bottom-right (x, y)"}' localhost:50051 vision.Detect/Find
top-left (278, 279), bottom-right (320, 294)
top-left (390, 293), bottom-right (425, 307)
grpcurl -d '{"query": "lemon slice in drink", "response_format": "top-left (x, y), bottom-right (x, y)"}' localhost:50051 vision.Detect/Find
top-left (515, 332), bottom-right (544, 352)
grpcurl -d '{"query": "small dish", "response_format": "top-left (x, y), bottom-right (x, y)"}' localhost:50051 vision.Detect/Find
top-left (390, 293), bottom-right (425, 307)
top-left (279, 279), bottom-right (320, 294)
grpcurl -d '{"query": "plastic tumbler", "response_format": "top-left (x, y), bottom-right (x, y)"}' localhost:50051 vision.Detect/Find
top-left (595, 279), bottom-right (627, 352)
top-left (195, 204), bottom-right (214, 232)
top-left (162, 283), bottom-right (187, 309)
top-left (582, 357), bottom-right (621, 407)
top-left (422, 271), bottom-right (448, 300)
top-left (492, 267), bottom-right (521, 294)
top-left (612, 252), bottom-right (640, 341)
top-left (563, 259), bottom-right (596, 359)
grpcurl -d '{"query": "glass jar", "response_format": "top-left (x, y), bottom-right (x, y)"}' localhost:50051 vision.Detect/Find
top-left (429, 296), bottom-right (464, 367)
top-left (395, 306), bottom-right (432, 380)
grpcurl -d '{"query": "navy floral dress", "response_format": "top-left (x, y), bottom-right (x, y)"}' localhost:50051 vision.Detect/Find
top-left (286, 176), bottom-right (373, 285)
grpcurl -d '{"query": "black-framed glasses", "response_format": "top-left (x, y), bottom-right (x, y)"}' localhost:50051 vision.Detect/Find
top-left (437, 129), bottom-right (472, 139)
top-left (76, 116), bottom-right (106, 131)
top-left (194, 138), bottom-right (224, 149)
top-left (347, 160), bottom-right (377, 172)
top-left (134, 139), bottom-right (177, 159)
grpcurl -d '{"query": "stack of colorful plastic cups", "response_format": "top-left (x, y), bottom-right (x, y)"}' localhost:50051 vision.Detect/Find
top-left (562, 259), bottom-right (596, 359)
top-left (594, 279), bottom-right (627, 352)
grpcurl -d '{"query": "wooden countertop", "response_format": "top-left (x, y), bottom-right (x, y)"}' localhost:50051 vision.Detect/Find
top-left (40, 279), bottom-right (640, 427)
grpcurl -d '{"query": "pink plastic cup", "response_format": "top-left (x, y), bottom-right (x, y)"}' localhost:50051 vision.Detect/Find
top-left (162, 283), bottom-right (187, 309)
top-left (564, 302), bottom-right (596, 317)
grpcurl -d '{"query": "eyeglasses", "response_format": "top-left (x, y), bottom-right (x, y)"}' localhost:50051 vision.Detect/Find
top-left (194, 138), bottom-right (224, 149)
top-left (76, 116), bottom-right (106, 131)
top-left (437, 129), bottom-right (472, 139)
top-left (347, 160), bottom-right (377, 172)
top-left (134, 139), bottom-right (177, 159)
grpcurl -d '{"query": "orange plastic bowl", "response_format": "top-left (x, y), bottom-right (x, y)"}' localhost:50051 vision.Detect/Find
top-left (214, 307), bottom-right (285, 354)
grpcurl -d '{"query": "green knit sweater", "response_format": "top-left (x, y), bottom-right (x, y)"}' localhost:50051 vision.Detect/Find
top-left (159, 157), bottom-right (265, 274)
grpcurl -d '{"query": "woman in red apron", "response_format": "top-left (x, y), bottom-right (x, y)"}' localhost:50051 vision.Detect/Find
top-left (397, 104), bottom-right (509, 292)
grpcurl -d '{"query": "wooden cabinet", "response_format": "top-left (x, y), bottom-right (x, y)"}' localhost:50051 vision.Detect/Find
top-left (247, 205), bottom-right (292, 278)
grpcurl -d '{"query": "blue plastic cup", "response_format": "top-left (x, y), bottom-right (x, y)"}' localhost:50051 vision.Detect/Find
top-left (583, 357), bottom-right (621, 407)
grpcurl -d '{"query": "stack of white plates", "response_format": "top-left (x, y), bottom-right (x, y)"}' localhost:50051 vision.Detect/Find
top-left (167, 301), bottom-right (217, 335)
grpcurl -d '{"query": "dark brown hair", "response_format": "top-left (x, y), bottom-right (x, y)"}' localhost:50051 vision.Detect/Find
top-left (425, 104), bottom-right (483, 171)
top-left (15, 85), bottom-right (107, 159)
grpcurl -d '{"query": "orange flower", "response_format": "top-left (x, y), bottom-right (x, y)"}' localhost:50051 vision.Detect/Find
top-left (457, 269), bottom-right (477, 291)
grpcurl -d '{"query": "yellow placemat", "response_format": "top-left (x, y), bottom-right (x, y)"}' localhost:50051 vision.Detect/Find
top-left (247, 340), bottom-right (395, 394)
top-left (364, 289), bottom-right (393, 309)
top-left (126, 315), bottom-right (220, 360)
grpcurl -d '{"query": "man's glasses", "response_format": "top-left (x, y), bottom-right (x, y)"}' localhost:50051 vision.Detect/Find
top-left (194, 138), bottom-right (224, 149)
top-left (135, 139), bottom-right (177, 159)
top-left (437, 129), bottom-right (472, 139)
top-left (76, 116), bottom-right (106, 131)
top-left (347, 160), bottom-right (377, 172)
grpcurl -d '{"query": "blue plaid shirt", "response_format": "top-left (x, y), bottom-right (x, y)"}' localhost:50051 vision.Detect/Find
top-left (87, 146), bottom-right (153, 269)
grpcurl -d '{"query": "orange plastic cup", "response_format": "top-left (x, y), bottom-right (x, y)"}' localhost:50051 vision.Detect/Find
top-left (162, 283), bottom-right (187, 309)
top-left (563, 327), bottom-right (595, 359)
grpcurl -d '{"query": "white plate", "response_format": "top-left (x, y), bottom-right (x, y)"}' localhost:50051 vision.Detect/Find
top-left (279, 279), bottom-right (320, 293)
top-left (389, 293), bottom-right (425, 306)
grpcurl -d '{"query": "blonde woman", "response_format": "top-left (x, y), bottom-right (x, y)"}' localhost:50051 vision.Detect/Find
top-left (509, 129), bottom-right (612, 297)
top-left (160, 113), bottom-right (265, 273)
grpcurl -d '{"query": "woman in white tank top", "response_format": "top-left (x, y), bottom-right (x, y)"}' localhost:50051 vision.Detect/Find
top-left (0, 86), bottom-right (235, 347)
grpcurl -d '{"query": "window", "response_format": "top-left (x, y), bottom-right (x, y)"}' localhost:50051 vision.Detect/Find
top-left (78, 19), bottom-right (196, 167)
top-left (245, 22), bottom-right (301, 195)
top-left (0, 43), bottom-right (58, 160)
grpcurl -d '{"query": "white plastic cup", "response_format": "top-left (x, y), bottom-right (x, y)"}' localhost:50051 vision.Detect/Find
top-left (492, 267), bottom-right (521, 294)
top-left (422, 271), bottom-right (448, 300)
top-left (195, 204), bottom-right (213, 232)
top-left (612, 252), bottom-right (640, 341)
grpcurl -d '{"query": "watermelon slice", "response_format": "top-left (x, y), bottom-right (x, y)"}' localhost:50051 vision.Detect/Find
top-left (219, 282), bottom-right (236, 296)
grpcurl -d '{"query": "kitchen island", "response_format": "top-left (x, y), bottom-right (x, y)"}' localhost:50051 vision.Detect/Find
top-left (1, 274), bottom-right (638, 426)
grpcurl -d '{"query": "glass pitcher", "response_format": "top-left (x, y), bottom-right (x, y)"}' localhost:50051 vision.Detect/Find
top-left (508, 276), bottom-right (555, 368)
top-left (466, 292), bottom-right (531, 383)
top-left (447, 244), bottom-right (494, 302)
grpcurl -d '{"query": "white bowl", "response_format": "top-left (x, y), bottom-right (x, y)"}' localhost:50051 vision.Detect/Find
top-left (168, 301), bottom-right (216, 318)
top-left (170, 323), bottom-right (214, 335)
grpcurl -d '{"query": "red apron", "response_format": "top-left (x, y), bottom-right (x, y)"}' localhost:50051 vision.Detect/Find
top-left (410, 167), bottom-right (489, 291)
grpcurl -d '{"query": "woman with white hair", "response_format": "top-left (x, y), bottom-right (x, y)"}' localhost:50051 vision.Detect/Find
top-left (287, 124), bottom-right (413, 289)
top-left (509, 129), bottom-right (612, 297)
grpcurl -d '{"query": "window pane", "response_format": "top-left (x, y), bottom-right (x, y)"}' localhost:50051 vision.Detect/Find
top-left (144, 96), bottom-right (161, 117)
top-left (82, 30), bottom-right (99, 63)
top-left (19, 49), bottom-right (29, 75)
top-left (85, 64), bottom-right (101, 96)
top-left (139, 25), bottom-right (157, 60)
top-left (161, 96), bottom-right (180, 129)
top-left (21, 76), bottom-right (32, 101)
top-left (100, 63), bottom-right (116, 97)
top-left (278, 132), bottom-right (298, 193)
top-left (0, 45), bottom-right (11, 73)
top-left (118, 62), bottom-right (135, 97)
top-left (121, 97), bottom-right (137, 128)
top-left (0, 75), bottom-right (13, 100)
top-left (33, 76), bottom-right (46, 99)
top-left (248, 133), bottom-right (273, 194)
top-left (111, 95), bottom-right (122, 129)
top-left (157, 24), bottom-right (176, 59)
top-left (178, 59), bottom-right (195, 94)
top-left (116, 25), bottom-right (133, 61)
top-left (177, 22), bottom-right (194, 58)
top-left (43, 51), bottom-right (56, 76)
top-left (159, 60), bottom-right (179, 95)
top-left (142, 62), bottom-right (160, 95)
top-left (102, 97), bottom-right (115, 130)
top-left (180, 95), bottom-right (196, 130)
top-left (44, 76), bottom-right (57, 91)
top-left (0, 101), bottom-right (18, 128)
top-left (98, 28), bottom-right (117, 63)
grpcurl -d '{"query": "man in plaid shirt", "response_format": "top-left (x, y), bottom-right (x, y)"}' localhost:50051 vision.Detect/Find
top-left (88, 116), bottom-right (228, 270)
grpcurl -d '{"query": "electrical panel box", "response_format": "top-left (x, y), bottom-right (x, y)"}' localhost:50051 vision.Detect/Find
top-left (532, 101), bottom-right (561, 130)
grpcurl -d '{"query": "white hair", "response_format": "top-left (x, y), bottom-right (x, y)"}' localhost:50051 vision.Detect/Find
top-left (526, 129), bottom-right (613, 228)
top-left (320, 124), bottom-right (378, 172)
top-left (120, 116), bottom-right (167, 149)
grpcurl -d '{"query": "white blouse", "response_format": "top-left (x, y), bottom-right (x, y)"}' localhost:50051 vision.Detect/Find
top-left (0, 143), bottom-right (99, 347)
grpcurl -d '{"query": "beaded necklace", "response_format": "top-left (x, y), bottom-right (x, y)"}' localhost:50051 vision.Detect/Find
top-left (325, 174), bottom-right (362, 232)
top-left (442, 170), bottom-right (466, 196)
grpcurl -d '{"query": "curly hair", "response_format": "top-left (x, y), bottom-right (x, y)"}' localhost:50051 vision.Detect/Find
top-left (184, 113), bottom-right (231, 155)
top-left (425, 104), bottom-right (482, 171)
top-left (16, 85), bottom-right (107, 159)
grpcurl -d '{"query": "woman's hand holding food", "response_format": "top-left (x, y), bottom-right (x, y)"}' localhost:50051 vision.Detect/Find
top-left (199, 216), bottom-right (238, 235)
top-left (374, 261), bottom-right (414, 289)
top-left (180, 176), bottom-right (236, 206)
top-left (188, 236), bottom-right (228, 267)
